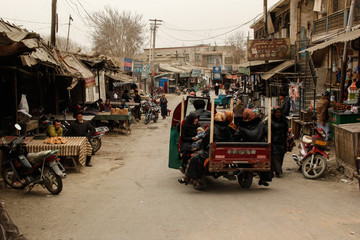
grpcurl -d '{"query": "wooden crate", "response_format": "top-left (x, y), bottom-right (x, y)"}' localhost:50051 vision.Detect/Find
top-left (300, 110), bottom-right (313, 122)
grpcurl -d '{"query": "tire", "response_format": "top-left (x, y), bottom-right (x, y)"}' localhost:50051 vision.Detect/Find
top-left (153, 113), bottom-right (158, 123)
top-left (90, 138), bottom-right (101, 153)
top-left (1, 165), bottom-right (27, 189)
top-left (237, 172), bottom-right (253, 188)
top-left (301, 154), bottom-right (327, 179)
top-left (144, 113), bottom-right (150, 124)
top-left (43, 166), bottom-right (63, 195)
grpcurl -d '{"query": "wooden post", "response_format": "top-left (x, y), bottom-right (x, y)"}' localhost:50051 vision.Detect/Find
top-left (230, 97), bottom-right (234, 120)
top-left (180, 97), bottom-right (185, 136)
top-left (210, 97), bottom-right (215, 144)
top-left (268, 97), bottom-right (272, 143)
top-left (14, 70), bottom-right (18, 134)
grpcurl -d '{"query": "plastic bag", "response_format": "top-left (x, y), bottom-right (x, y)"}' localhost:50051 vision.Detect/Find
top-left (18, 94), bottom-right (29, 113)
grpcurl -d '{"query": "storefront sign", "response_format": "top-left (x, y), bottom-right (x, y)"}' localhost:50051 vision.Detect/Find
top-left (191, 68), bottom-right (202, 77)
top-left (213, 66), bottom-right (221, 80)
top-left (180, 72), bottom-right (191, 78)
top-left (133, 60), bottom-right (143, 76)
top-left (141, 64), bottom-right (150, 79)
top-left (124, 58), bottom-right (132, 72)
top-left (238, 67), bottom-right (250, 75)
top-left (248, 38), bottom-right (290, 61)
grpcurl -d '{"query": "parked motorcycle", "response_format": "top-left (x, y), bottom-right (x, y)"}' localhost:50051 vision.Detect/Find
top-left (144, 101), bottom-right (159, 124)
top-left (1, 124), bottom-right (66, 194)
top-left (292, 123), bottom-right (328, 179)
top-left (89, 126), bottom-right (109, 153)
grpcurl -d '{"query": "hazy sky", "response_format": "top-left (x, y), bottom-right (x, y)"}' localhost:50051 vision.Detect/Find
top-left (0, 0), bottom-right (279, 51)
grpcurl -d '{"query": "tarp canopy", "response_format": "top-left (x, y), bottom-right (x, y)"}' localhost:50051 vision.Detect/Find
top-left (261, 60), bottom-right (295, 80)
top-left (159, 63), bottom-right (182, 73)
top-left (300, 28), bottom-right (360, 54)
top-left (239, 60), bottom-right (283, 68)
top-left (106, 72), bottom-right (135, 83)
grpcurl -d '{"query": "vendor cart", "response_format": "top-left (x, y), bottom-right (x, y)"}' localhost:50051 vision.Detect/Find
top-left (93, 113), bottom-right (131, 135)
top-left (214, 94), bottom-right (232, 108)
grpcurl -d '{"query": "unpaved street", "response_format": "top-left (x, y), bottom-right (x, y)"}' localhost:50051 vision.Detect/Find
top-left (1, 94), bottom-right (360, 240)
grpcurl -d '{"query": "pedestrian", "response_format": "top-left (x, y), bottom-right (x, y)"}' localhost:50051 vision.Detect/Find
top-left (214, 83), bottom-right (219, 96)
top-left (102, 99), bottom-right (112, 112)
top-left (68, 112), bottom-right (95, 167)
top-left (233, 99), bottom-right (244, 126)
top-left (269, 106), bottom-right (288, 177)
top-left (121, 89), bottom-right (131, 102)
top-left (316, 91), bottom-right (331, 141)
top-left (280, 92), bottom-right (290, 116)
top-left (160, 93), bottom-right (168, 119)
top-left (133, 90), bottom-right (142, 120)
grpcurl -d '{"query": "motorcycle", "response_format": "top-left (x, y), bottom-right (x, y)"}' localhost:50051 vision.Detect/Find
top-left (292, 123), bottom-right (329, 179)
top-left (89, 126), bottom-right (109, 153)
top-left (1, 124), bottom-right (66, 194)
top-left (144, 101), bottom-right (159, 124)
top-left (201, 91), bottom-right (210, 98)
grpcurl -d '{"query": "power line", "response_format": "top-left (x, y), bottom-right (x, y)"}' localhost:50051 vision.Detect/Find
top-left (76, 0), bottom-right (95, 21)
top-left (1, 17), bottom-right (50, 25)
top-left (158, 14), bottom-right (260, 42)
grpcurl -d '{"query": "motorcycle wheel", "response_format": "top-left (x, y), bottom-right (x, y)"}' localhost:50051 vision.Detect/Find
top-left (301, 154), bottom-right (327, 179)
top-left (43, 166), bottom-right (63, 195)
top-left (153, 113), bottom-right (158, 123)
top-left (144, 113), bottom-right (150, 124)
top-left (90, 138), bottom-right (102, 153)
top-left (1, 166), bottom-right (27, 189)
top-left (237, 172), bottom-right (253, 188)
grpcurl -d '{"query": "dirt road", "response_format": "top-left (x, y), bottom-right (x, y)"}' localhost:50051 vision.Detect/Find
top-left (1, 93), bottom-right (360, 240)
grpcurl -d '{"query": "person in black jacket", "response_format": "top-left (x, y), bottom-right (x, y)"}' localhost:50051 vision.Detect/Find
top-left (280, 92), bottom-right (290, 116)
top-left (268, 106), bottom-right (288, 177)
top-left (121, 89), bottom-right (131, 102)
top-left (133, 90), bottom-right (142, 120)
top-left (190, 99), bottom-right (211, 119)
top-left (179, 113), bottom-right (199, 172)
top-left (68, 112), bottom-right (95, 166)
top-left (235, 108), bottom-right (273, 186)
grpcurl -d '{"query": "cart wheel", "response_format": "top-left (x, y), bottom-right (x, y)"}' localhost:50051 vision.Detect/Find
top-left (237, 172), bottom-right (253, 188)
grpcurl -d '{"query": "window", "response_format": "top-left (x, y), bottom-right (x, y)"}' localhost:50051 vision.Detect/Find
top-left (195, 53), bottom-right (200, 61)
top-left (185, 54), bottom-right (190, 62)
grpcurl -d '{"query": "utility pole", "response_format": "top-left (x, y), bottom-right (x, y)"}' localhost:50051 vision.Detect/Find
top-left (149, 19), bottom-right (163, 93)
top-left (148, 26), bottom-right (153, 65)
top-left (263, 0), bottom-right (268, 39)
top-left (263, 0), bottom-right (270, 97)
top-left (340, 0), bottom-right (355, 103)
top-left (50, 0), bottom-right (57, 47)
top-left (66, 15), bottom-right (73, 51)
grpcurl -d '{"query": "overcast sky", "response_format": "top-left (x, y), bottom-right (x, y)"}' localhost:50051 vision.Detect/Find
top-left (0, 0), bottom-right (279, 51)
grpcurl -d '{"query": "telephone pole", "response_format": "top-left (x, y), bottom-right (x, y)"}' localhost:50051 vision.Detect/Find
top-left (50, 0), bottom-right (57, 46)
top-left (66, 15), bottom-right (73, 51)
top-left (149, 19), bottom-right (163, 92)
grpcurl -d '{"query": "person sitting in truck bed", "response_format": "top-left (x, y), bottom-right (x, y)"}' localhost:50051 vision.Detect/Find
top-left (190, 99), bottom-right (211, 120)
top-left (234, 108), bottom-right (273, 186)
top-left (179, 111), bottom-right (236, 190)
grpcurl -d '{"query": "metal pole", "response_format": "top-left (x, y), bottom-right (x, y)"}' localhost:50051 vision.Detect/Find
top-left (210, 97), bottom-right (215, 144)
top-left (50, 0), bottom-right (57, 47)
top-left (66, 15), bottom-right (73, 51)
top-left (340, 0), bottom-right (356, 103)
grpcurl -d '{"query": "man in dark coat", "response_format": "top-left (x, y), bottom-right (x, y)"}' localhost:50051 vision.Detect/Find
top-left (121, 89), bottom-right (131, 102)
top-left (133, 90), bottom-right (142, 120)
top-left (68, 112), bottom-right (95, 166)
top-left (191, 99), bottom-right (211, 119)
top-left (280, 92), bottom-right (290, 116)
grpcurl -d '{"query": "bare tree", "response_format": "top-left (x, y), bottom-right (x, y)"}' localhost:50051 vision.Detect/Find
top-left (90, 6), bottom-right (146, 58)
top-left (227, 31), bottom-right (247, 64)
top-left (42, 35), bottom-right (86, 53)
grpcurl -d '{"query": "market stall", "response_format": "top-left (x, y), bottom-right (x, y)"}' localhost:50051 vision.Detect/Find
top-left (93, 112), bottom-right (131, 135)
top-left (26, 136), bottom-right (92, 172)
top-left (334, 123), bottom-right (360, 183)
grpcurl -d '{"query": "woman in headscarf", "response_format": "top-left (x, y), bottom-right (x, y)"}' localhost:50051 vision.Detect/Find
top-left (160, 93), bottom-right (168, 119)
top-left (235, 108), bottom-right (272, 186)
top-left (179, 113), bottom-right (200, 172)
top-left (179, 111), bottom-right (236, 190)
top-left (269, 106), bottom-right (288, 177)
top-left (233, 99), bottom-right (245, 126)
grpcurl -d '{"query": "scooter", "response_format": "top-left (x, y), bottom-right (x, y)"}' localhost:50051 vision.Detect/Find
top-left (292, 123), bottom-right (329, 179)
top-left (1, 124), bottom-right (66, 194)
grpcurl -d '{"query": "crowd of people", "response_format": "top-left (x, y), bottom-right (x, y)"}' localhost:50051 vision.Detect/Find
top-left (177, 97), bottom-right (290, 190)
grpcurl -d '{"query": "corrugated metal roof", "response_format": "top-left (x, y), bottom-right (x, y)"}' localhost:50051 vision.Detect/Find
top-left (60, 53), bottom-right (94, 80)
top-left (159, 63), bottom-right (182, 73)
top-left (261, 60), bottom-right (295, 80)
top-left (21, 41), bottom-right (59, 67)
top-left (106, 72), bottom-right (135, 83)
top-left (300, 28), bottom-right (360, 54)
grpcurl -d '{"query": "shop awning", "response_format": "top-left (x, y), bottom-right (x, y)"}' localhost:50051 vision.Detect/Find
top-left (106, 73), bottom-right (135, 83)
top-left (300, 28), bottom-right (360, 54)
top-left (239, 60), bottom-right (283, 68)
top-left (261, 60), bottom-right (295, 80)
top-left (154, 73), bottom-right (173, 79)
top-left (159, 63), bottom-right (182, 73)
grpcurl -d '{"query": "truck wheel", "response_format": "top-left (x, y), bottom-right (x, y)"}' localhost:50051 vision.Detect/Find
top-left (237, 172), bottom-right (253, 188)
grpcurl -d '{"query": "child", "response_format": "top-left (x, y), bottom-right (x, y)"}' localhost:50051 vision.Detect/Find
top-left (191, 127), bottom-right (205, 151)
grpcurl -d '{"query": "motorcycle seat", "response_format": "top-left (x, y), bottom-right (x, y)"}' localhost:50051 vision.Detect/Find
top-left (302, 135), bottom-right (312, 144)
top-left (27, 150), bottom-right (52, 163)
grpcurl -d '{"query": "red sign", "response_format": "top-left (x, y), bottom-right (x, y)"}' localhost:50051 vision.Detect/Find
top-left (247, 38), bottom-right (290, 61)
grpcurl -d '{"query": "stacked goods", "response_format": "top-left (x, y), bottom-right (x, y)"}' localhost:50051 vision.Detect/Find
top-left (335, 103), bottom-right (352, 111)
top-left (111, 108), bottom-right (128, 115)
top-left (44, 137), bottom-right (68, 144)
